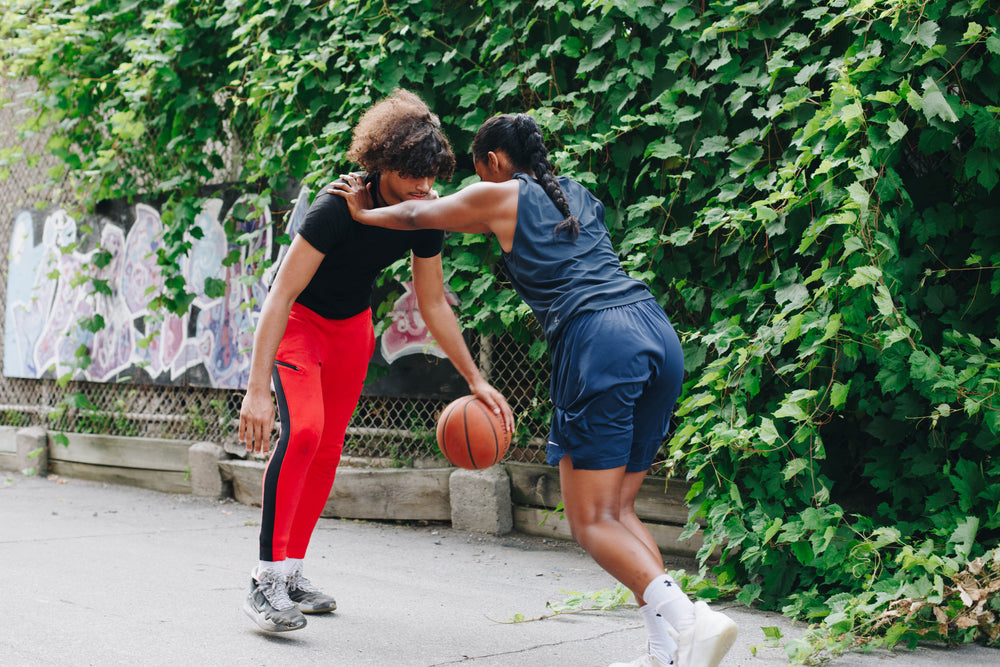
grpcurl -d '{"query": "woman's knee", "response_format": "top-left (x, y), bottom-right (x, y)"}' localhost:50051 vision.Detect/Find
top-left (617, 501), bottom-right (640, 527)
top-left (565, 502), bottom-right (621, 540)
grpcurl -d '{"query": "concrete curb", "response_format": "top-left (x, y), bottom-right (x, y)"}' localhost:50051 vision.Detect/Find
top-left (1, 428), bottom-right (697, 548)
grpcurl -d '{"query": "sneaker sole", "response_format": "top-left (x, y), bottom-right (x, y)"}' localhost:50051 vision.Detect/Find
top-left (242, 598), bottom-right (307, 632)
top-left (695, 620), bottom-right (738, 667)
top-left (297, 601), bottom-right (337, 614)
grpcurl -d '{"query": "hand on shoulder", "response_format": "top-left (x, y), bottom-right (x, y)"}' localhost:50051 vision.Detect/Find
top-left (328, 173), bottom-right (374, 220)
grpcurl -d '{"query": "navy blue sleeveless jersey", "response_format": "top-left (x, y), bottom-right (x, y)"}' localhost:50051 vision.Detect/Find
top-left (501, 173), bottom-right (652, 343)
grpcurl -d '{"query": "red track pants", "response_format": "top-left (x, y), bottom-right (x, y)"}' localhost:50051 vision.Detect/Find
top-left (258, 303), bottom-right (375, 561)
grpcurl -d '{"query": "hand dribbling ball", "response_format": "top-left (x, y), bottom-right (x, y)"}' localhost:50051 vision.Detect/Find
top-left (436, 395), bottom-right (511, 469)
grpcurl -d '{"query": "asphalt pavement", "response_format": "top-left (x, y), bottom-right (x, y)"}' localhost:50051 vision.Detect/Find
top-left (2, 474), bottom-right (997, 666)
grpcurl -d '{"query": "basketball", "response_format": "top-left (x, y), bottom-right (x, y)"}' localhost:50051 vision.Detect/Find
top-left (436, 395), bottom-right (511, 470)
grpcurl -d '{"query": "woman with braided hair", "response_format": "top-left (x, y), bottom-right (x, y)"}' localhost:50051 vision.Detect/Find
top-left (330, 113), bottom-right (737, 667)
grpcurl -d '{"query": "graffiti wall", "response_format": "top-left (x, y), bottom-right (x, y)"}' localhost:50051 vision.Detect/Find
top-left (4, 187), bottom-right (462, 392)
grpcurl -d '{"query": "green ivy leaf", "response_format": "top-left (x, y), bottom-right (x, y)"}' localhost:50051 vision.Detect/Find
top-left (80, 315), bottom-right (106, 334)
top-left (948, 516), bottom-right (979, 559)
top-left (648, 138), bottom-right (682, 160)
top-left (204, 277), bottom-right (227, 299)
top-left (759, 417), bottom-right (779, 445)
top-left (790, 541), bottom-right (814, 565)
top-left (729, 144), bottom-right (763, 175)
top-left (783, 457), bottom-right (810, 480)
top-left (694, 135), bottom-right (729, 158)
top-left (964, 148), bottom-right (1000, 191)
top-left (907, 21), bottom-right (939, 48)
top-left (921, 77), bottom-right (959, 123)
top-left (829, 381), bottom-right (850, 409)
top-left (847, 266), bottom-right (882, 288)
top-left (887, 119), bottom-right (908, 143)
top-left (950, 460), bottom-right (986, 513)
top-left (577, 51), bottom-right (603, 75)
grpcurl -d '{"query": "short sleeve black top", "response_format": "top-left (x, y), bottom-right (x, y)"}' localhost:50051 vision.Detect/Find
top-left (293, 175), bottom-right (445, 320)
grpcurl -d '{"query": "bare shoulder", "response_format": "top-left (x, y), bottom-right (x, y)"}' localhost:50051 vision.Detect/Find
top-left (453, 179), bottom-right (519, 201)
top-left (457, 181), bottom-right (519, 252)
top-left (451, 179), bottom-right (519, 220)
top-left (432, 179), bottom-right (518, 223)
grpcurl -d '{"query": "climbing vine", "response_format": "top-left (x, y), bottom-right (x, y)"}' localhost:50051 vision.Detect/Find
top-left (2, 0), bottom-right (999, 661)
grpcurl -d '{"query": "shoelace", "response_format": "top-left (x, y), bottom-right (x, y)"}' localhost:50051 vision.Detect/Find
top-left (258, 571), bottom-right (296, 611)
top-left (288, 570), bottom-right (322, 594)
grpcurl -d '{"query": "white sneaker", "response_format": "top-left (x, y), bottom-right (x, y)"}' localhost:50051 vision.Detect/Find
top-left (675, 601), bottom-right (737, 667)
top-left (609, 652), bottom-right (671, 667)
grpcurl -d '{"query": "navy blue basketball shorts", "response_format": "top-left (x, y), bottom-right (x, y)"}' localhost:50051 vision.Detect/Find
top-left (545, 298), bottom-right (684, 472)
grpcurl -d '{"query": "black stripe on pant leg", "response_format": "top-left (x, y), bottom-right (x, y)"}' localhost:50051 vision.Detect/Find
top-left (259, 364), bottom-right (293, 561)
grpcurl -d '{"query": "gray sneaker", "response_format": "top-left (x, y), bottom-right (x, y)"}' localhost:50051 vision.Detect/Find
top-left (287, 565), bottom-right (337, 614)
top-left (243, 568), bottom-right (307, 632)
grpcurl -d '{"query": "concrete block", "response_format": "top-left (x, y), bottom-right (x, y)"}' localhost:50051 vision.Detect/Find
top-left (449, 466), bottom-right (513, 535)
top-left (16, 426), bottom-right (48, 476)
top-left (0, 426), bottom-right (19, 472)
top-left (51, 433), bottom-right (190, 470)
top-left (188, 441), bottom-right (230, 499)
top-left (219, 459), bottom-right (265, 507)
top-left (323, 467), bottom-right (452, 521)
top-left (219, 460), bottom-right (453, 521)
top-left (47, 433), bottom-right (192, 493)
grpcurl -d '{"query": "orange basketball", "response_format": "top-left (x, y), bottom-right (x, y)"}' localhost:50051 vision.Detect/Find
top-left (436, 395), bottom-right (511, 470)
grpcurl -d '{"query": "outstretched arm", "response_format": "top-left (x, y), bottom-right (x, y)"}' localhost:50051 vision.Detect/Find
top-left (329, 174), bottom-right (518, 250)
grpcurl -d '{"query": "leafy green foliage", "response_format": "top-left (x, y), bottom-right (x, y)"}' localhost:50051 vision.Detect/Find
top-left (640, 0), bottom-right (1000, 658)
top-left (3, 0), bottom-right (1000, 659)
top-left (500, 582), bottom-right (634, 623)
top-left (782, 547), bottom-right (1000, 664)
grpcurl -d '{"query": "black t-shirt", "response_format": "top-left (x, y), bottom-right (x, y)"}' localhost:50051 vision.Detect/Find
top-left (294, 176), bottom-right (444, 319)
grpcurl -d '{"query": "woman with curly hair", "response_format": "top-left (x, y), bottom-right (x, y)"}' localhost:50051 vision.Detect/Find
top-left (239, 90), bottom-right (513, 633)
top-left (331, 113), bottom-right (737, 666)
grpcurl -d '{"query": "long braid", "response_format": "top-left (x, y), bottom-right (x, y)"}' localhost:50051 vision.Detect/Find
top-left (473, 114), bottom-right (581, 239)
top-left (511, 114), bottom-right (580, 238)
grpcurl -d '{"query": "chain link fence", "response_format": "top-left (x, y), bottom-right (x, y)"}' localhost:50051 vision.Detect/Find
top-left (1, 79), bottom-right (677, 474)
top-left (0, 78), bottom-right (555, 466)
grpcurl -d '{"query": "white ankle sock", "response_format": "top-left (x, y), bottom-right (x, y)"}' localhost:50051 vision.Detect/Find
top-left (640, 604), bottom-right (677, 664)
top-left (257, 560), bottom-right (281, 579)
top-left (643, 574), bottom-right (695, 633)
top-left (285, 558), bottom-right (303, 576)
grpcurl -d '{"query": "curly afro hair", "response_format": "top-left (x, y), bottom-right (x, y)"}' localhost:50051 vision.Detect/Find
top-left (346, 89), bottom-right (455, 181)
